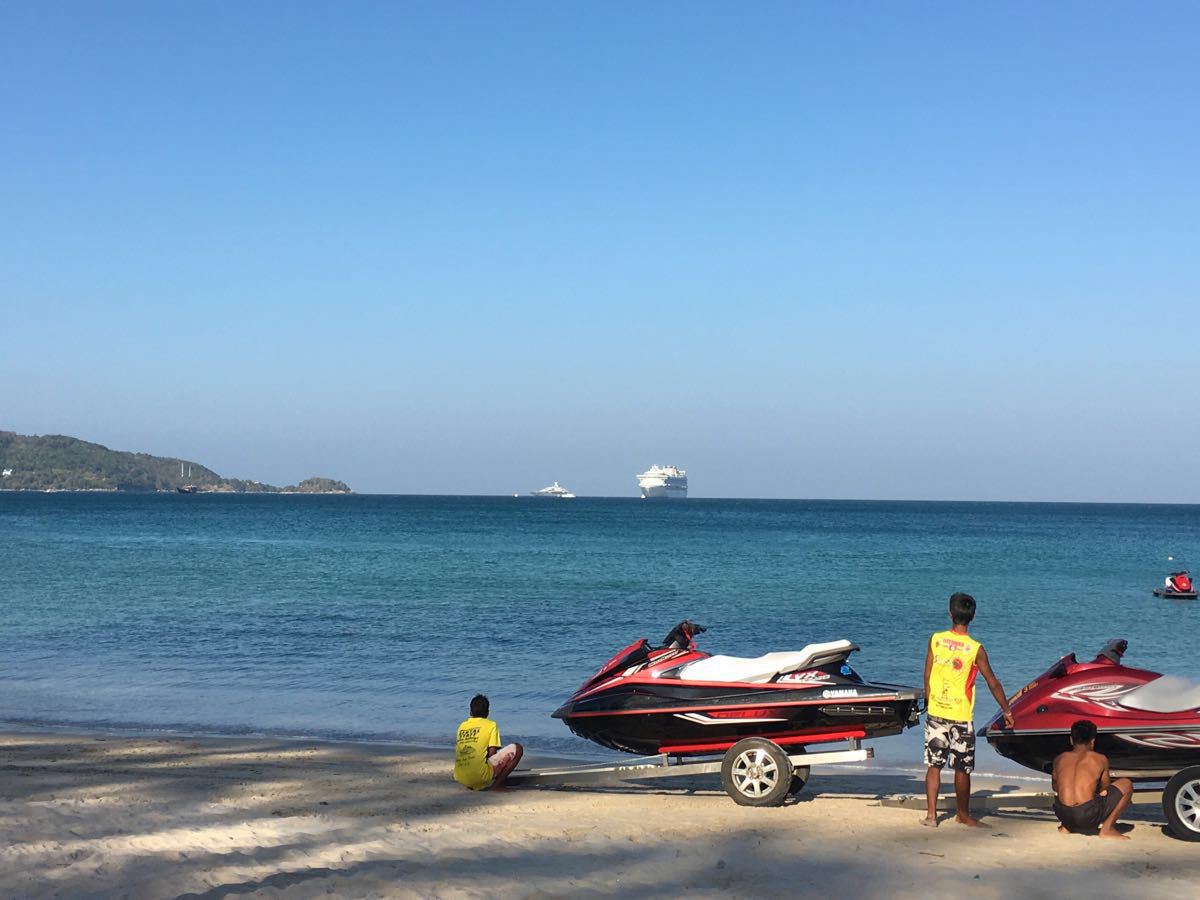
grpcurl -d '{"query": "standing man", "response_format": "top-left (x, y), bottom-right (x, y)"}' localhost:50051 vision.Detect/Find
top-left (1052, 719), bottom-right (1133, 839)
top-left (454, 694), bottom-right (524, 792)
top-left (922, 592), bottom-right (1014, 827)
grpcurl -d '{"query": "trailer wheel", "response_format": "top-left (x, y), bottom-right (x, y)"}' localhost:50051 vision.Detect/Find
top-left (721, 738), bottom-right (792, 806)
top-left (1163, 766), bottom-right (1200, 841)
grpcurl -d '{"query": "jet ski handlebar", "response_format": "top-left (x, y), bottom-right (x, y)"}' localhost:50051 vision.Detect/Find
top-left (1095, 638), bottom-right (1128, 664)
top-left (661, 620), bottom-right (708, 650)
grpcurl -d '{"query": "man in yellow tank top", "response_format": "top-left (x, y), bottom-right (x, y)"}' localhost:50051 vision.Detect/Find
top-left (922, 592), bottom-right (1014, 827)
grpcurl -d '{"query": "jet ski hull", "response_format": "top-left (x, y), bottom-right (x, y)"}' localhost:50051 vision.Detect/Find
top-left (554, 684), bottom-right (921, 756)
top-left (982, 641), bottom-right (1200, 776)
top-left (988, 727), bottom-right (1200, 775)
top-left (1153, 588), bottom-right (1198, 599)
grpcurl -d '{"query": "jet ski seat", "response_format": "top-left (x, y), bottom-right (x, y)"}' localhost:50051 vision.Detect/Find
top-left (1119, 675), bottom-right (1200, 714)
top-left (678, 640), bottom-right (858, 684)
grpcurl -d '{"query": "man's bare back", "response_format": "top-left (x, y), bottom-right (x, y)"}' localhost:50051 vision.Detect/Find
top-left (1052, 743), bottom-right (1133, 839)
top-left (1053, 748), bottom-right (1108, 806)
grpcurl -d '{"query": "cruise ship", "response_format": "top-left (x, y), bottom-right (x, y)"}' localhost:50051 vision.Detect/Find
top-left (636, 465), bottom-right (687, 500)
top-left (530, 482), bottom-right (576, 499)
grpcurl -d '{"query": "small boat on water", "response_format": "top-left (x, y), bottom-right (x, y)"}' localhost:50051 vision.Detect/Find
top-left (1155, 570), bottom-right (1197, 600)
top-left (529, 482), bottom-right (576, 499)
top-left (176, 462), bottom-right (199, 493)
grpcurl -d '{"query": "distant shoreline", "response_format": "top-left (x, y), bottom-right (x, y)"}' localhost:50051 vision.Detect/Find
top-left (0, 488), bottom-right (353, 495)
top-left (3, 491), bottom-right (1199, 505)
top-left (0, 430), bottom-right (352, 494)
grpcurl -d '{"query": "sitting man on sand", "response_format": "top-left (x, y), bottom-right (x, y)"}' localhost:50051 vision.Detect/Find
top-left (1051, 719), bottom-right (1133, 839)
top-left (454, 693), bottom-right (523, 792)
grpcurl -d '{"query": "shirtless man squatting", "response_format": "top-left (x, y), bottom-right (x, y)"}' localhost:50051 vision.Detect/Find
top-left (1052, 719), bottom-right (1134, 839)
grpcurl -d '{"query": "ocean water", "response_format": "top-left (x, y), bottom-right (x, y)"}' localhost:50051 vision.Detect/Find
top-left (1, 494), bottom-right (1198, 775)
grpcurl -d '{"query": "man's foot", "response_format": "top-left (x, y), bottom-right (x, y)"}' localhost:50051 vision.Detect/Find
top-left (1099, 827), bottom-right (1130, 840)
top-left (955, 814), bottom-right (982, 827)
top-left (489, 784), bottom-right (512, 793)
top-left (1058, 825), bottom-right (1070, 835)
top-left (921, 815), bottom-right (939, 827)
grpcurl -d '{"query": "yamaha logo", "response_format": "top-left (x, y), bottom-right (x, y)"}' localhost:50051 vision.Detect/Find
top-left (822, 688), bottom-right (859, 699)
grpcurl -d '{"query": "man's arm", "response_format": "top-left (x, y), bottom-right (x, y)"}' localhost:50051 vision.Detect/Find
top-left (485, 722), bottom-right (501, 759)
top-left (976, 646), bottom-right (1014, 728)
top-left (1097, 753), bottom-right (1111, 791)
top-left (1051, 755), bottom-right (1060, 794)
top-left (923, 642), bottom-right (933, 702)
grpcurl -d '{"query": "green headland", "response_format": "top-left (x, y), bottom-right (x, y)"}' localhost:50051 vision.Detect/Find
top-left (0, 431), bottom-right (352, 494)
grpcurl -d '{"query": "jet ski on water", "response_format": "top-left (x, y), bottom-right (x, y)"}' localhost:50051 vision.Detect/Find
top-left (552, 620), bottom-right (923, 757)
top-left (1154, 570), bottom-right (1197, 600)
top-left (982, 639), bottom-right (1200, 841)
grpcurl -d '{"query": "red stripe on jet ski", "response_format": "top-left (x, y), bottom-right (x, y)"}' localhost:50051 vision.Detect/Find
top-left (702, 708), bottom-right (779, 719)
top-left (564, 696), bottom-right (902, 718)
top-left (658, 727), bottom-right (867, 754)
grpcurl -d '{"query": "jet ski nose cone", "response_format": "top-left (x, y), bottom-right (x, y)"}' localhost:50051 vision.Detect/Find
top-left (551, 702), bottom-right (573, 720)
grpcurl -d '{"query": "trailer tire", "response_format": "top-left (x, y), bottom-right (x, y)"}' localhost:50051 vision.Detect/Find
top-left (1163, 766), bottom-right (1200, 841)
top-left (721, 738), bottom-right (792, 806)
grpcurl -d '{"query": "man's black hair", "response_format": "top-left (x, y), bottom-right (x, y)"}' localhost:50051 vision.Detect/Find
top-left (470, 694), bottom-right (489, 718)
top-left (1070, 719), bottom-right (1097, 746)
top-left (949, 592), bottom-right (976, 625)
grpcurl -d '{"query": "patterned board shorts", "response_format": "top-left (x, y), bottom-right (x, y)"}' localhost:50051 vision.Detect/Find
top-left (924, 714), bottom-right (975, 773)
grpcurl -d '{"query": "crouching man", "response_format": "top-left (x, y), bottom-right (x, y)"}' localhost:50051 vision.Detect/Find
top-left (454, 693), bottom-right (523, 792)
top-left (1052, 719), bottom-right (1133, 839)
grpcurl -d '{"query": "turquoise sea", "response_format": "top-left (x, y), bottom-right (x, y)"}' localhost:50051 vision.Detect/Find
top-left (2, 494), bottom-right (1198, 775)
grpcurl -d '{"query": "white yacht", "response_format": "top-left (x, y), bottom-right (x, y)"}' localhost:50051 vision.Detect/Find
top-left (637, 465), bottom-right (687, 499)
top-left (530, 481), bottom-right (576, 499)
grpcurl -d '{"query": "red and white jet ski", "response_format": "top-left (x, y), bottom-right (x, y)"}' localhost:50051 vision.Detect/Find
top-left (552, 620), bottom-right (923, 757)
top-left (982, 639), bottom-right (1200, 840)
top-left (1155, 571), bottom-right (1197, 600)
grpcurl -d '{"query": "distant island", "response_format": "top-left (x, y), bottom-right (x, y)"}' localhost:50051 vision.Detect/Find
top-left (0, 431), bottom-right (352, 494)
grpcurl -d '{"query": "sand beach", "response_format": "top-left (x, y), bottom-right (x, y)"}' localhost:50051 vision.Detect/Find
top-left (1, 731), bottom-right (1195, 899)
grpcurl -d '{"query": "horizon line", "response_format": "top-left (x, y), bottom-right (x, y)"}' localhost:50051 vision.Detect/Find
top-left (8, 490), bottom-right (1197, 507)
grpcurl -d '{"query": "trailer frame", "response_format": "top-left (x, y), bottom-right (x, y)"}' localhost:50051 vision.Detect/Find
top-left (507, 736), bottom-right (872, 806)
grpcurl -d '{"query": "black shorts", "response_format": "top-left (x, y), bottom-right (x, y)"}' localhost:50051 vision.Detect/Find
top-left (1053, 784), bottom-right (1125, 831)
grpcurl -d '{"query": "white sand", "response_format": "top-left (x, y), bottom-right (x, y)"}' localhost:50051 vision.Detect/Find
top-left (1, 732), bottom-right (1195, 898)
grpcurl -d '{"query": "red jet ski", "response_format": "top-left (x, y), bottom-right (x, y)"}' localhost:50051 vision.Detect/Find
top-left (982, 639), bottom-right (1200, 840)
top-left (1154, 571), bottom-right (1197, 600)
top-left (553, 620), bottom-right (923, 757)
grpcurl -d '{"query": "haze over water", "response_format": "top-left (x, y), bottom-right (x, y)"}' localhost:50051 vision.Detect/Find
top-left (3, 493), bottom-right (1197, 774)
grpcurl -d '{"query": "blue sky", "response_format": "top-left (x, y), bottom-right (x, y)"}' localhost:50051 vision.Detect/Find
top-left (2, 2), bottom-right (1197, 499)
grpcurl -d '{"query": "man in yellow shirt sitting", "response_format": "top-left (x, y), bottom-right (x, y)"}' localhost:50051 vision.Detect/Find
top-left (454, 694), bottom-right (524, 791)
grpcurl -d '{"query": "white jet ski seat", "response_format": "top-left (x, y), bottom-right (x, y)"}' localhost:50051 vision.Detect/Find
top-left (679, 640), bottom-right (858, 684)
top-left (1119, 675), bottom-right (1200, 714)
